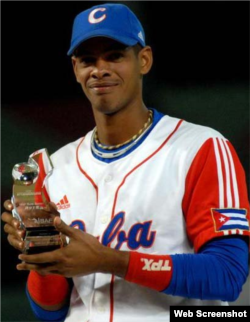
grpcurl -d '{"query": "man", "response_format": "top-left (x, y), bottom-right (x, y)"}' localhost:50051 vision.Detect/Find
top-left (2, 3), bottom-right (249, 322)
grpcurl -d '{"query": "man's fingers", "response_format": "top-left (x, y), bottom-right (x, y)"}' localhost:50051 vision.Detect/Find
top-left (4, 223), bottom-right (19, 236)
top-left (44, 202), bottom-right (60, 216)
top-left (17, 262), bottom-right (42, 272)
top-left (3, 200), bottom-right (13, 211)
top-left (16, 262), bottom-right (58, 274)
top-left (5, 225), bottom-right (24, 250)
top-left (54, 217), bottom-right (75, 238)
top-left (2, 209), bottom-right (25, 251)
top-left (2, 212), bottom-right (22, 229)
top-left (2, 212), bottom-right (21, 229)
top-left (19, 249), bottom-right (59, 264)
top-left (7, 235), bottom-right (24, 251)
top-left (4, 223), bottom-right (25, 240)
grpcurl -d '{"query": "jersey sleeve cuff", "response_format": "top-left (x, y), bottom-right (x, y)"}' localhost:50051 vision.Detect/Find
top-left (26, 287), bottom-right (69, 321)
top-left (125, 251), bottom-right (173, 291)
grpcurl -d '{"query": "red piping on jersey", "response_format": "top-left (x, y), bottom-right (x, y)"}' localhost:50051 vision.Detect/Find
top-left (76, 137), bottom-right (99, 202)
top-left (111, 119), bottom-right (183, 218)
top-left (109, 275), bottom-right (115, 322)
top-left (109, 119), bottom-right (183, 322)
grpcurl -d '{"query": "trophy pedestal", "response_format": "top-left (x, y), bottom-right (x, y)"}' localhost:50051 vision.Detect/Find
top-left (24, 227), bottom-right (62, 254)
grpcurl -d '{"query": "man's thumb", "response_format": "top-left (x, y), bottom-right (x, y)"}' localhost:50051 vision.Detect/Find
top-left (54, 216), bottom-right (74, 237)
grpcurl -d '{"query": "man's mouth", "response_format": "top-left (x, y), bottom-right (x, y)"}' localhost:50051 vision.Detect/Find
top-left (89, 82), bottom-right (119, 93)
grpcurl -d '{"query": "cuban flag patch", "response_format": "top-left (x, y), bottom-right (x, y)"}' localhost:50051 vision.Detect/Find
top-left (211, 208), bottom-right (249, 234)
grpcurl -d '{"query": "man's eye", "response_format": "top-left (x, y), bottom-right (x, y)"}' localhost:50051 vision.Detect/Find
top-left (108, 52), bottom-right (123, 61)
top-left (80, 57), bottom-right (95, 65)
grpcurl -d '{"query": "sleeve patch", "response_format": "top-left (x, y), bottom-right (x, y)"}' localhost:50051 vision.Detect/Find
top-left (211, 208), bottom-right (249, 234)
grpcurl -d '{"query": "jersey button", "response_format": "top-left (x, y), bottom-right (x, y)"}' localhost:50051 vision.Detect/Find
top-left (104, 174), bottom-right (113, 183)
top-left (101, 215), bottom-right (108, 224)
top-left (97, 306), bottom-right (105, 313)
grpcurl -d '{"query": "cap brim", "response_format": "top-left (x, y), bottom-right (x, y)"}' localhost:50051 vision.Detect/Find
top-left (67, 29), bottom-right (141, 56)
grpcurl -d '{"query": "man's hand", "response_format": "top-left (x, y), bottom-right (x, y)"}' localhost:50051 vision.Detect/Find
top-left (1, 200), bottom-right (60, 252)
top-left (17, 217), bottom-right (130, 278)
top-left (1, 200), bottom-right (25, 251)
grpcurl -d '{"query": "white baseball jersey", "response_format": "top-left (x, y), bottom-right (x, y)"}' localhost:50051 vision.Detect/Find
top-left (44, 114), bottom-right (249, 322)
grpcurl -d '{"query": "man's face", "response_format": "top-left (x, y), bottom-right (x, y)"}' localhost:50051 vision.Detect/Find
top-left (71, 37), bottom-right (152, 115)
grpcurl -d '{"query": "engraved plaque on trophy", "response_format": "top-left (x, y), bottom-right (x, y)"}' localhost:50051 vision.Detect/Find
top-left (12, 149), bottom-right (62, 254)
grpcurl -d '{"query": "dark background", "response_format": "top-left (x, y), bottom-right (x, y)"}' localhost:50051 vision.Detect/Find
top-left (1, 1), bottom-right (249, 321)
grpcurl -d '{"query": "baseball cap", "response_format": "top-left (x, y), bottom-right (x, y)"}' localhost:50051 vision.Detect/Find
top-left (67, 3), bottom-right (146, 56)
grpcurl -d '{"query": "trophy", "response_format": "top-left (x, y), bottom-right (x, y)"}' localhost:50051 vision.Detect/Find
top-left (12, 148), bottom-right (62, 254)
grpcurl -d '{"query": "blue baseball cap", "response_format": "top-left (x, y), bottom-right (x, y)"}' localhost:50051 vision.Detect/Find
top-left (67, 3), bottom-right (146, 56)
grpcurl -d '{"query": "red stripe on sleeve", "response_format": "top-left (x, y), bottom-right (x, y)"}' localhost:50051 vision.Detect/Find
top-left (223, 140), bottom-right (235, 208)
top-left (216, 138), bottom-right (227, 207)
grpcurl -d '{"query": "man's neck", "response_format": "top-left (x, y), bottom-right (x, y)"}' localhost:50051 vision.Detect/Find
top-left (92, 103), bottom-right (149, 146)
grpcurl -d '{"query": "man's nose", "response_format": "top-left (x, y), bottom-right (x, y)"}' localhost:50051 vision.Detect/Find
top-left (90, 58), bottom-right (111, 79)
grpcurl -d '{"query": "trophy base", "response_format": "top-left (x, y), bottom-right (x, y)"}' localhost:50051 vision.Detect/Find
top-left (25, 245), bottom-right (61, 255)
top-left (23, 227), bottom-right (62, 254)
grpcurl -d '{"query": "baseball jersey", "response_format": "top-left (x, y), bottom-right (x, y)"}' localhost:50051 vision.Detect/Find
top-left (45, 111), bottom-right (249, 322)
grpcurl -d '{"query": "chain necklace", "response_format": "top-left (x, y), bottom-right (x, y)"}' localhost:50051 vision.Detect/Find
top-left (94, 109), bottom-right (153, 150)
top-left (91, 109), bottom-right (154, 159)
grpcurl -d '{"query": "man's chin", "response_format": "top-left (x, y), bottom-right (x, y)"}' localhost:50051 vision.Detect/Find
top-left (92, 101), bottom-right (120, 115)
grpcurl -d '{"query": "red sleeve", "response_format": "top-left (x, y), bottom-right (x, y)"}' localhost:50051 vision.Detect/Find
top-left (182, 137), bottom-right (250, 252)
top-left (28, 271), bottom-right (69, 306)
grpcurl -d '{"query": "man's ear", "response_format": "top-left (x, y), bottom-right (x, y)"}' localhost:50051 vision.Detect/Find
top-left (139, 46), bottom-right (153, 75)
top-left (71, 57), bottom-right (80, 83)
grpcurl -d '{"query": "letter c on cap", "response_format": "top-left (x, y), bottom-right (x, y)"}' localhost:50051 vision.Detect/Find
top-left (89, 8), bottom-right (107, 24)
